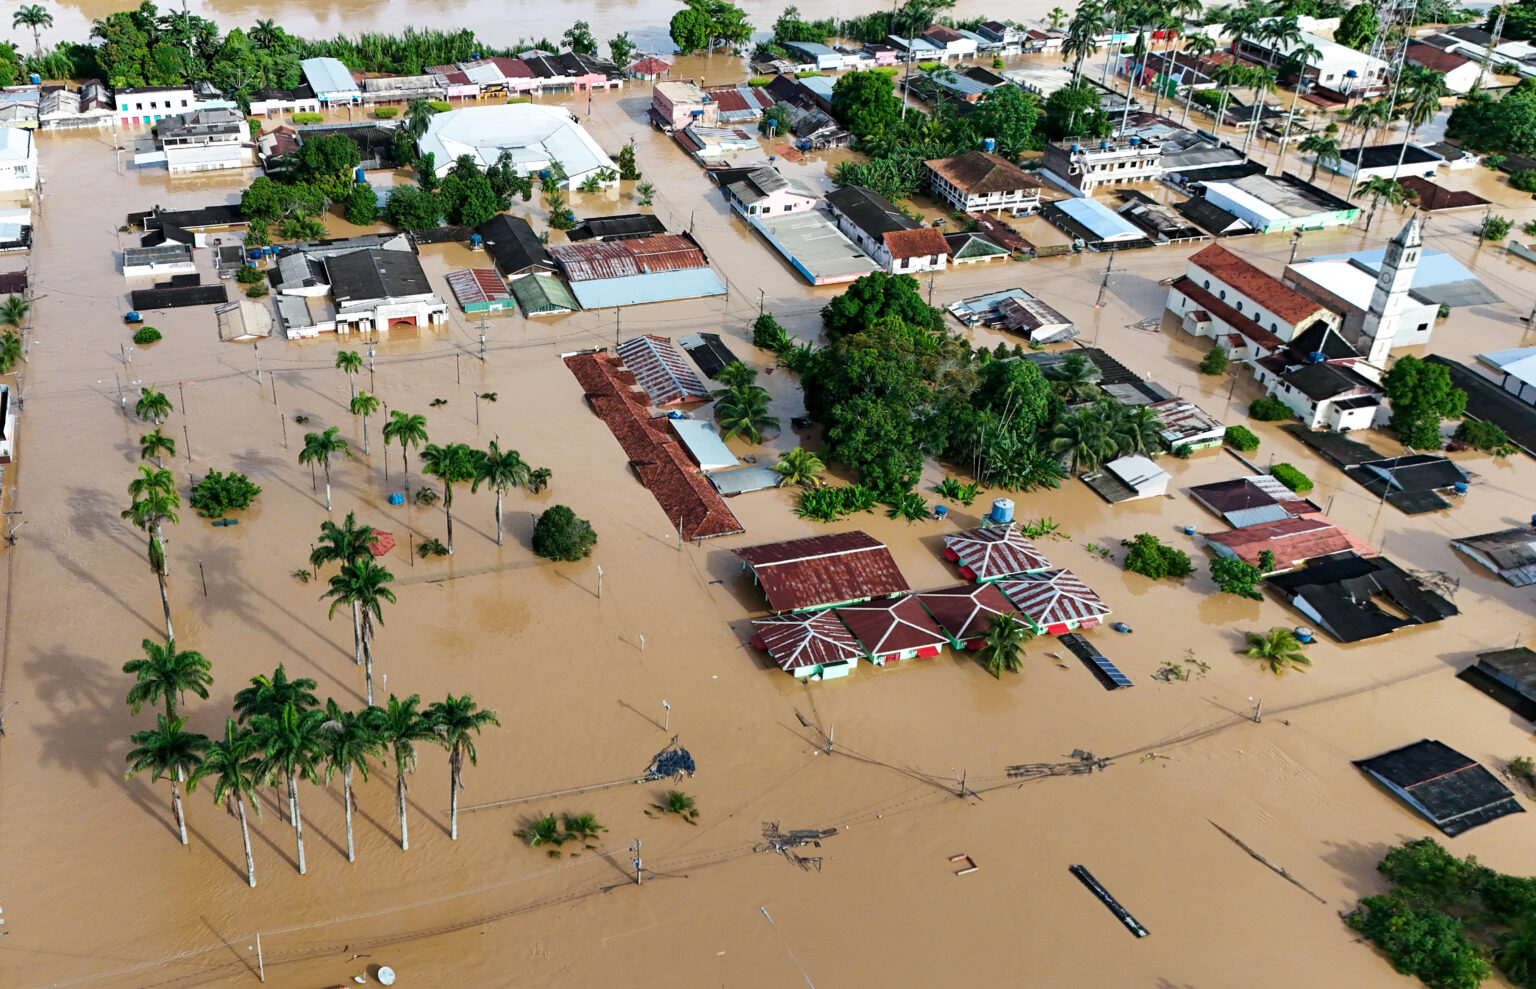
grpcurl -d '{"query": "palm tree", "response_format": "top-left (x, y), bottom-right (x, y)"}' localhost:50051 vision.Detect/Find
top-left (516, 813), bottom-right (567, 855)
top-left (1392, 65), bottom-right (1450, 174)
top-left (0, 328), bottom-right (20, 374)
top-left (0, 291), bottom-right (29, 327)
top-left (1109, 401), bottom-right (1162, 456)
top-left (1345, 98), bottom-right (1392, 200)
top-left (1254, 14), bottom-right (1301, 69)
top-left (250, 702), bottom-right (327, 874)
top-left (1063, 2), bottom-right (1107, 86)
top-left (322, 557), bottom-right (395, 707)
top-left (139, 428), bottom-right (176, 467)
top-left (1209, 61), bottom-right (1250, 131)
top-left (319, 699), bottom-right (382, 863)
top-left (713, 361), bottom-right (757, 391)
top-left (123, 637), bottom-right (212, 718)
top-left (135, 385), bottom-right (172, 424)
top-left (1356, 176), bottom-right (1415, 233)
top-left (405, 98), bottom-right (437, 141)
top-left (350, 390), bottom-right (380, 455)
top-left (562, 812), bottom-right (606, 847)
top-left (978, 612), bottom-right (1034, 678)
top-left (299, 425), bottom-right (351, 512)
top-left (714, 385), bottom-right (779, 444)
top-left (419, 442), bottom-right (478, 554)
top-left (311, 512), bottom-right (377, 665)
top-left (1300, 129), bottom-right (1342, 182)
top-left (1241, 67), bottom-right (1277, 157)
top-left (14, 4), bottom-right (53, 58)
top-left (1496, 918), bottom-right (1536, 988)
top-left (1238, 627), bottom-right (1312, 675)
top-left (653, 790), bottom-right (699, 822)
top-left (472, 439), bottom-right (530, 547)
top-left (773, 447), bottom-right (825, 488)
top-left (367, 693), bottom-right (437, 851)
top-left (125, 714), bottom-right (209, 846)
top-left (335, 350), bottom-right (362, 401)
top-left (122, 468), bottom-right (180, 640)
top-left (426, 694), bottom-right (500, 841)
top-left (190, 718), bottom-right (263, 887)
top-left (1273, 39), bottom-right (1323, 175)
top-left (382, 410), bottom-right (429, 497)
top-left (1049, 404), bottom-right (1116, 474)
top-left (250, 17), bottom-right (280, 49)
top-left (1045, 352), bottom-right (1099, 402)
top-left (1221, 1), bottom-right (1264, 60)
top-left (1179, 32), bottom-right (1216, 125)
top-left (234, 664), bottom-right (318, 725)
top-left (1049, 5), bottom-right (1068, 28)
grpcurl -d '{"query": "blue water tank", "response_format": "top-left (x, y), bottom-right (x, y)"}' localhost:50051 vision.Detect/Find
top-left (1454, 481), bottom-right (1469, 495)
top-left (246, 248), bottom-right (262, 260)
top-left (388, 492), bottom-right (405, 506)
top-left (1070, 144), bottom-right (1081, 153)
top-left (1129, 136), bottom-right (1140, 146)
top-left (1183, 524), bottom-right (1197, 535)
top-left (28, 73), bottom-right (40, 86)
top-left (1307, 351), bottom-right (1326, 364)
top-left (935, 504), bottom-right (948, 519)
top-left (990, 498), bottom-right (1015, 524)
top-left (354, 166), bottom-right (365, 183)
top-left (470, 233), bottom-right (483, 248)
top-left (982, 137), bottom-right (996, 152)
top-left (1100, 139), bottom-right (1110, 149)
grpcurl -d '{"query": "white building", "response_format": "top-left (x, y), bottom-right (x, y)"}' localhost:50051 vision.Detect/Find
top-left (1236, 25), bottom-right (1390, 94)
top-left (921, 25), bottom-right (979, 61)
top-left (417, 103), bottom-right (617, 189)
top-left (1165, 243), bottom-right (1341, 359)
top-left (1252, 355), bottom-right (1383, 430)
top-left (0, 127), bottom-right (36, 192)
top-left (1199, 173), bottom-right (1360, 234)
top-left (1082, 454), bottom-right (1172, 503)
top-left (924, 151), bottom-right (1043, 214)
top-left (1326, 143), bottom-right (1444, 182)
top-left (115, 85), bottom-right (195, 125)
top-left (299, 57), bottom-right (362, 105)
top-left (123, 244), bottom-right (195, 279)
top-left (825, 185), bottom-right (949, 274)
top-left (324, 248), bottom-right (448, 337)
top-left (148, 107), bottom-right (250, 174)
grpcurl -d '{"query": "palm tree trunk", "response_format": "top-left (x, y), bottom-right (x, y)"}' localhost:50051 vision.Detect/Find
top-left (173, 769), bottom-right (188, 846)
top-left (157, 571), bottom-right (174, 642)
top-left (237, 797), bottom-right (256, 887)
top-left (396, 772), bottom-right (410, 851)
top-left (323, 462), bottom-right (332, 512)
top-left (362, 635), bottom-right (375, 707)
top-left (291, 775), bottom-right (307, 874)
top-left (286, 770), bottom-right (297, 828)
top-left (343, 764), bottom-right (356, 862)
top-left (494, 491), bottom-right (503, 547)
top-left (444, 492), bottom-right (454, 554)
top-left (449, 762), bottom-right (460, 840)
top-left (402, 449), bottom-right (410, 499)
top-left (362, 415), bottom-right (370, 455)
top-left (351, 601), bottom-right (363, 666)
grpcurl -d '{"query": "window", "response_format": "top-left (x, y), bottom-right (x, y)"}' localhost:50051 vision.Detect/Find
top-left (181, 100), bottom-right (188, 107)
top-left (1203, 279), bottom-right (1210, 289)
top-left (1218, 289), bottom-right (1226, 300)
top-left (1236, 301), bottom-right (1243, 312)
top-left (1417, 322), bottom-right (1428, 332)
top-left (783, 204), bottom-right (792, 212)
top-left (135, 102), bottom-right (143, 110)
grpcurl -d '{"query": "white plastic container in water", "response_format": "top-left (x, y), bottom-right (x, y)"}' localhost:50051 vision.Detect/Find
top-left (991, 498), bottom-right (1015, 524)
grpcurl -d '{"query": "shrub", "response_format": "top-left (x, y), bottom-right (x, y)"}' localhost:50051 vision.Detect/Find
top-left (189, 469), bottom-right (262, 518)
top-left (418, 536), bottom-right (448, 557)
top-left (245, 282), bottom-right (269, 298)
top-left (234, 264), bottom-right (266, 284)
top-left (427, 100), bottom-right (451, 112)
top-left (1248, 397), bottom-right (1291, 421)
top-left (1225, 425), bottom-right (1260, 451)
top-left (1172, 443), bottom-right (1192, 459)
top-left (132, 326), bottom-right (162, 345)
top-left (292, 112), bottom-right (323, 124)
top-left (532, 504), bottom-right (597, 561)
top-left (747, 75), bottom-right (773, 86)
top-left (1269, 462), bottom-right (1312, 493)
top-left (373, 106), bottom-right (400, 119)
top-left (1198, 345), bottom-right (1228, 375)
top-left (1484, 154), bottom-right (1506, 170)
top-left (1122, 533), bottom-right (1195, 580)
top-left (1210, 557), bottom-right (1264, 600)
top-left (1511, 168), bottom-right (1536, 192)
top-left (753, 311), bottom-right (792, 351)
top-left (505, 96), bottom-right (530, 104)
top-left (1456, 418), bottom-right (1513, 454)
top-left (1481, 214), bottom-right (1513, 240)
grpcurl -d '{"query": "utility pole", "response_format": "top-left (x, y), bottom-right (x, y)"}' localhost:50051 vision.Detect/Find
top-left (758, 287), bottom-right (765, 317)
top-left (369, 346), bottom-right (377, 391)
top-left (596, 564), bottom-right (603, 598)
top-left (3, 510), bottom-right (23, 545)
top-left (253, 342), bottom-right (261, 383)
top-left (183, 423), bottom-right (191, 460)
top-left (198, 558), bottom-right (207, 597)
top-left (1095, 251), bottom-right (1114, 309)
top-left (629, 839), bottom-right (643, 885)
top-left (662, 699), bottom-right (670, 730)
top-left (927, 271), bottom-right (935, 306)
top-left (479, 332), bottom-right (486, 361)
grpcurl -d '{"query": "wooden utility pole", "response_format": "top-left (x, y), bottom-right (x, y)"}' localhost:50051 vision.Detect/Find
top-left (630, 839), bottom-right (643, 885)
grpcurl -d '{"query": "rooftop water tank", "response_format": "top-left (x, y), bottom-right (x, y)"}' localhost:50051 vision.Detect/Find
top-left (982, 137), bottom-right (996, 152)
top-left (1129, 136), bottom-right (1140, 146)
top-left (1307, 351), bottom-right (1327, 364)
top-left (1100, 139), bottom-right (1110, 149)
top-left (469, 233), bottom-right (483, 250)
top-left (354, 166), bottom-right (365, 183)
top-left (1070, 144), bottom-right (1081, 153)
top-left (990, 498), bottom-right (1014, 524)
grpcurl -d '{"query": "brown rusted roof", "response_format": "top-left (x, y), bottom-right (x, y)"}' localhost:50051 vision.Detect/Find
top-left (552, 235), bottom-right (708, 281)
top-left (735, 532), bottom-right (909, 613)
top-left (1187, 244), bottom-right (1323, 324)
top-left (914, 583), bottom-right (1020, 643)
top-left (628, 57), bottom-right (672, 75)
top-left (882, 226), bottom-right (949, 260)
top-left (623, 234), bottom-right (708, 272)
top-left (925, 151), bottom-right (1040, 195)
top-left (924, 25), bottom-right (964, 44)
top-left (943, 524), bottom-right (1052, 581)
top-left (752, 611), bottom-right (864, 672)
top-left (968, 213), bottom-right (1035, 253)
top-left (1405, 41), bottom-right (1472, 73)
top-left (1205, 514), bottom-right (1375, 569)
top-left (1398, 175), bottom-right (1489, 212)
top-left (835, 596), bottom-right (949, 659)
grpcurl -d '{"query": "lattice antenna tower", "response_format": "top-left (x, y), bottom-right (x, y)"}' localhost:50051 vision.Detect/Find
top-left (1370, 0), bottom-right (1419, 67)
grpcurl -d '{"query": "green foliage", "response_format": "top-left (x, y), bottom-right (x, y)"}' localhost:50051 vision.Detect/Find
top-left (0, 329), bottom-right (19, 374)
top-left (759, 103), bottom-right (792, 137)
top-left (1455, 419), bottom-right (1514, 455)
top-left (417, 536), bottom-right (447, 556)
top-left (884, 491), bottom-right (930, 522)
top-left (1511, 169), bottom-right (1536, 192)
top-left (426, 99), bottom-right (451, 112)
top-left (968, 86), bottom-right (1041, 160)
top-left (374, 106), bottom-right (399, 119)
top-left (669, 0), bottom-right (752, 54)
top-left (234, 264), bottom-right (266, 284)
top-left (1384, 355), bottom-right (1467, 449)
top-left (654, 789), bottom-right (699, 823)
top-left (1248, 397), bottom-right (1291, 421)
top-left (1211, 557), bottom-right (1264, 600)
top-left (1482, 215), bottom-right (1514, 241)
top-left (796, 484), bottom-right (877, 521)
top-left (278, 215), bottom-right (325, 241)
top-left (1335, 2), bottom-right (1379, 50)
top-left (1268, 463), bottom-right (1312, 494)
top-left (616, 143), bottom-right (639, 181)
top-left (935, 477), bottom-right (979, 505)
top-left (381, 185), bottom-right (444, 230)
top-left (344, 183), bottom-right (378, 226)
top-left (132, 326), bottom-right (162, 345)
top-left (562, 19), bottom-right (598, 54)
top-left (436, 154), bottom-right (506, 227)
top-left (1224, 425), bottom-right (1261, 451)
top-left (546, 190), bottom-right (576, 230)
top-left (1198, 345), bottom-right (1228, 375)
top-left (1258, 549), bottom-right (1276, 573)
top-left (635, 180), bottom-right (656, 206)
top-left (752, 311), bottom-right (792, 352)
top-left (1447, 80), bottom-right (1536, 155)
top-left (531, 505), bottom-right (597, 561)
top-left (1121, 533), bottom-right (1195, 580)
top-left (189, 470), bottom-right (262, 518)
top-left (820, 271), bottom-right (944, 344)
top-left (292, 112), bottom-right (323, 124)
top-left (1043, 81), bottom-right (1111, 140)
top-left (831, 69), bottom-right (902, 148)
top-left (244, 282), bottom-right (270, 298)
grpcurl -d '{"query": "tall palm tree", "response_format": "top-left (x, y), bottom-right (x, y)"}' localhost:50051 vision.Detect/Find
top-left (418, 442), bottom-right (478, 554)
top-left (1238, 627), bottom-right (1311, 674)
top-left (123, 637), bottom-right (212, 718)
top-left (250, 17), bottom-right (280, 49)
top-left (1300, 129), bottom-right (1342, 182)
top-left (1045, 352), bottom-right (1100, 403)
top-left (350, 390), bottom-right (380, 456)
top-left (135, 385), bottom-right (172, 424)
top-left (1391, 65), bottom-right (1450, 174)
top-left (311, 512), bottom-right (378, 665)
top-left (122, 468), bottom-right (180, 641)
top-left (190, 718), bottom-right (263, 887)
top-left (773, 447), bottom-right (825, 488)
top-left (1254, 14), bottom-right (1301, 69)
top-left (139, 428), bottom-right (176, 467)
top-left (1273, 39), bottom-right (1323, 175)
top-left (250, 702), bottom-right (327, 874)
top-left (1209, 61), bottom-right (1250, 131)
top-left (1345, 98), bottom-right (1392, 200)
top-left (1049, 5), bottom-right (1068, 28)
top-left (472, 439), bottom-right (530, 547)
top-left (405, 98), bottom-right (437, 141)
top-left (322, 557), bottom-right (395, 707)
top-left (125, 714), bottom-right (209, 846)
top-left (0, 291), bottom-right (29, 327)
top-left (319, 699), bottom-right (382, 863)
top-left (1178, 32), bottom-right (1216, 125)
top-left (1109, 401), bottom-right (1162, 456)
top-left (1049, 404), bottom-right (1116, 474)
top-left (1356, 176), bottom-right (1415, 232)
top-left (299, 425), bottom-right (351, 512)
top-left (1241, 67), bottom-right (1277, 157)
top-left (382, 410), bottom-right (429, 497)
top-left (714, 385), bottom-right (779, 444)
top-left (426, 694), bottom-right (500, 841)
top-left (978, 612), bottom-right (1035, 678)
top-left (1221, 0), bottom-right (1264, 60)
top-left (367, 693), bottom-right (438, 851)
top-left (1064, 2), bottom-right (1107, 86)
top-left (14, 4), bottom-right (53, 58)
top-left (234, 664), bottom-right (318, 725)
top-left (335, 350), bottom-right (362, 401)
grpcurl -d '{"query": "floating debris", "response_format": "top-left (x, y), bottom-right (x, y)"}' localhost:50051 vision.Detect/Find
top-left (1006, 749), bottom-right (1108, 779)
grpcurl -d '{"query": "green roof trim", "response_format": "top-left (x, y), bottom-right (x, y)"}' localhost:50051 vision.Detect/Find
top-left (952, 234), bottom-right (1009, 260)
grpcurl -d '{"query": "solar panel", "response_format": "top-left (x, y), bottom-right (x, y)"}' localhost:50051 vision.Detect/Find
top-left (1058, 633), bottom-right (1134, 689)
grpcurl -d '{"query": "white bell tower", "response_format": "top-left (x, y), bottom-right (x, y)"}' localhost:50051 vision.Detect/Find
top-left (1360, 214), bottom-right (1423, 365)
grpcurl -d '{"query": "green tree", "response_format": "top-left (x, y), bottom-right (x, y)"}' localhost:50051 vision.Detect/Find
top-left (122, 466), bottom-right (180, 641)
top-left (1045, 352), bottom-right (1100, 403)
top-left (615, 141), bottom-right (640, 181)
top-left (1049, 403), bottom-right (1116, 474)
top-left (299, 425), bottom-right (352, 512)
top-left (135, 384), bottom-right (172, 423)
top-left (821, 271), bottom-right (944, 343)
top-left (1238, 626), bottom-right (1311, 674)
top-left (123, 637), bottom-right (212, 718)
top-left (1376, 838), bottom-right (1486, 908)
top-left (367, 693), bottom-right (437, 851)
top-left (562, 19), bottom-right (597, 54)
top-left (1347, 896), bottom-right (1489, 989)
top-left (14, 4), bottom-right (53, 58)
top-left (251, 701), bottom-right (327, 874)
top-left (426, 694), bottom-right (500, 841)
top-left (714, 385), bottom-right (779, 443)
top-left (1384, 355), bottom-right (1467, 450)
top-left (608, 32), bottom-right (637, 71)
top-left (322, 557), bottom-right (395, 707)
top-left (344, 183), bottom-right (377, 226)
top-left (382, 410), bottom-right (429, 498)
top-left (0, 329), bottom-right (20, 374)
top-left (1335, 2), bottom-right (1378, 51)
top-left (1043, 80), bottom-right (1109, 139)
top-left (968, 85), bottom-right (1041, 159)
top-left (310, 511), bottom-right (377, 666)
top-left (531, 504), bottom-right (597, 561)
top-left (189, 718), bottom-right (263, 887)
top-left (0, 292), bottom-right (28, 328)
top-left (125, 714), bottom-right (209, 847)
top-left (419, 441), bottom-right (478, 553)
top-left (473, 439), bottom-right (530, 547)
top-left (381, 185), bottom-right (445, 230)
top-left (405, 97), bottom-right (437, 141)
top-left (139, 427), bottom-right (176, 467)
top-left (1199, 345), bottom-right (1229, 375)
top-left (670, 6), bottom-right (713, 54)
top-left (233, 664), bottom-right (318, 725)
top-left (319, 699), bottom-right (382, 862)
top-left (1300, 130), bottom-right (1342, 183)
top-left (1212, 557), bottom-right (1265, 601)
top-left (832, 70), bottom-right (903, 148)
top-left (1122, 533), bottom-right (1194, 580)
top-left (773, 447), bottom-right (825, 488)
top-left (978, 611), bottom-right (1034, 678)
top-left (350, 390), bottom-right (380, 455)
top-left (1356, 176), bottom-right (1416, 233)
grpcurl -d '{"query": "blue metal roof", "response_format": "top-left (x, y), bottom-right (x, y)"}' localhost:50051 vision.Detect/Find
top-left (1055, 197), bottom-right (1143, 240)
top-left (300, 58), bottom-right (359, 97)
top-left (565, 268), bottom-right (727, 309)
top-left (1306, 248), bottom-right (1472, 288)
top-left (799, 76), bottom-right (835, 99)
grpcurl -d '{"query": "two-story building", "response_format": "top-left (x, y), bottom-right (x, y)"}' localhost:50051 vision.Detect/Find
top-left (826, 185), bottom-right (948, 274)
top-left (116, 85), bottom-right (195, 126)
top-left (299, 57), bottom-right (362, 105)
top-left (650, 80), bottom-right (718, 131)
top-left (1164, 243), bottom-right (1341, 359)
top-left (924, 150), bottom-right (1042, 214)
top-left (0, 127), bottom-right (37, 192)
top-left (148, 107), bottom-right (249, 173)
top-left (922, 25), bottom-right (979, 61)
top-left (712, 164), bottom-right (818, 217)
top-left (1040, 136), bottom-right (1162, 195)
top-left (1252, 351), bottom-right (1384, 431)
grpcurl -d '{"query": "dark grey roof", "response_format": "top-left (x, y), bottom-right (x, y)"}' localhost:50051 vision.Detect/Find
top-left (130, 284), bottom-right (230, 310)
top-left (1353, 453), bottom-right (1468, 493)
top-left (567, 213), bottom-right (668, 242)
top-left (679, 332), bottom-right (742, 380)
top-left (826, 185), bottom-right (916, 238)
top-left (1288, 323), bottom-right (1360, 361)
top-left (476, 214), bottom-right (554, 276)
top-left (1451, 528), bottom-right (1536, 583)
top-left (325, 249), bottom-right (433, 305)
top-left (130, 204), bottom-right (246, 231)
top-left (1174, 195), bottom-right (1251, 236)
top-left (1425, 355), bottom-right (1536, 456)
top-left (1281, 361), bottom-right (1379, 401)
top-left (1446, 25), bottom-right (1494, 45)
top-left (1355, 739), bottom-right (1523, 836)
top-left (559, 51), bottom-right (619, 77)
top-left (1340, 144), bottom-right (1443, 169)
top-left (1267, 552), bottom-right (1458, 643)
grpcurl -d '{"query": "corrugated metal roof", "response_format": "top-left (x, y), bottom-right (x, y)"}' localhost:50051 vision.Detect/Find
top-left (510, 273), bottom-right (578, 315)
top-left (623, 234), bottom-right (708, 272)
top-left (942, 524), bottom-right (1051, 581)
top-left (996, 569), bottom-right (1110, 628)
top-left (1054, 197), bottom-right (1145, 241)
top-left (835, 597), bottom-right (948, 659)
top-left (735, 532), bottom-right (909, 613)
top-left (915, 583), bottom-right (1020, 644)
top-left (668, 418), bottom-right (738, 471)
top-left (616, 334), bottom-right (710, 406)
top-left (300, 57), bottom-right (360, 96)
top-left (552, 241), bottom-right (639, 281)
top-left (752, 611), bottom-right (863, 672)
top-left (445, 268), bottom-right (510, 306)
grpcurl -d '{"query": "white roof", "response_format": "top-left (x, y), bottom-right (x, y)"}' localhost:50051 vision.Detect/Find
top-left (669, 418), bottom-right (739, 471)
top-left (1055, 197), bottom-right (1144, 241)
top-left (0, 126), bottom-right (31, 163)
top-left (300, 57), bottom-right (360, 96)
top-left (1203, 179), bottom-right (1288, 223)
top-left (418, 103), bottom-right (616, 184)
top-left (1106, 454), bottom-right (1170, 489)
top-left (1285, 259), bottom-right (1381, 310)
top-left (1259, 24), bottom-right (1390, 74)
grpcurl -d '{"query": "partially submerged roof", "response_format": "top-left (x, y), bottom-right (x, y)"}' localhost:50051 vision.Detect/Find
top-left (326, 249), bottom-right (433, 305)
top-left (1355, 739), bottom-right (1523, 836)
top-left (678, 332), bottom-right (741, 380)
top-left (1339, 143), bottom-right (1443, 169)
top-left (734, 532), bottom-right (910, 613)
top-left (996, 569), bottom-right (1111, 629)
top-left (925, 150), bottom-right (1040, 194)
top-left (1425, 355), bottom-right (1536, 458)
top-left (445, 268), bottom-right (511, 308)
top-left (300, 57), bottom-right (360, 96)
top-left (667, 417), bottom-right (738, 471)
top-left (1206, 515), bottom-right (1374, 569)
top-left (826, 185), bottom-right (917, 239)
top-left (751, 611), bottom-right (864, 673)
top-left (1174, 195), bottom-right (1251, 237)
top-left (615, 334), bottom-right (710, 406)
top-left (567, 213), bottom-right (668, 242)
top-left (942, 523), bottom-right (1051, 581)
top-left (1302, 246), bottom-right (1497, 307)
top-left (1188, 476), bottom-right (1318, 527)
top-left (510, 273), bottom-right (578, 315)
top-left (1050, 197), bottom-right (1144, 242)
top-left (1281, 361), bottom-right (1381, 401)
top-left (836, 596), bottom-right (949, 659)
top-left (552, 235), bottom-right (709, 281)
top-left (1460, 647), bottom-right (1536, 721)
top-left (1450, 528), bottom-right (1536, 586)
top-left (1266, 552), bottom-right (1458, 642)
top-left (566, 268), bottom-right (727, 309)
top-left (419, 103), bottom-right (615, 181)
top-left (477, 213), bottom-right (554, 276)
top-left (914, 583), bottom-right (1020, 644)
top-left (1189, 243), bottom-right (1321, 322)
top-left (1397, 176), bottom-right (1489, 213)
top-left (1147, 397), bottom-right (1223, 445)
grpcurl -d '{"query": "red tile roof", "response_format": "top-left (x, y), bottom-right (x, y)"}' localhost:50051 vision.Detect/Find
top-left (1169, 275), bottom-right (1285, 352)
top-left (914, 583), bottom-right (1020, 644)
top-left (968, 213), bottom-right (1035, 253)
top-left (1405, 41), bottom-right (1472, 73)
top-left (883, 226), bottom-right (949, 260)
top-left (924, 25), bottom-right (964, 44)
top-left (996, 569), bottom-right (1110, 629)
top-left (629, 57), bottom-right (672, 75)
top-left (1205, 515), bottom-right (1375, 569)
top-left (752, 611), bottom-right (864, 672)
top-left (564, 352), bottom-right (743, 540)
top-left (735, 532), bottom-right (909, 613)
top-left (1187, 243), bottom-right (1323, 324)
top-left (942, 524), bottom-right (1051, 581)
top-left (835, 596), bottom-right (949, 660)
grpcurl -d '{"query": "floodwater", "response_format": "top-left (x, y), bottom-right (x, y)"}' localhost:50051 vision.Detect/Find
top-left (4, 52), bottom-right (1536, 989)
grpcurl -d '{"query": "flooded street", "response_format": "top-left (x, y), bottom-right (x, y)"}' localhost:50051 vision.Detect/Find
top-left (3, 40), bottom-right (1536, 989)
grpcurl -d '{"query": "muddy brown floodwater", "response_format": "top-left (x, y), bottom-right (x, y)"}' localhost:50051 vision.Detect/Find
top-left (4, 48), bottom-right (1536, 989)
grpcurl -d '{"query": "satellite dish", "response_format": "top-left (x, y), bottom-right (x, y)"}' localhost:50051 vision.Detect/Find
top-left (377, 967), bottom-right (396, 986)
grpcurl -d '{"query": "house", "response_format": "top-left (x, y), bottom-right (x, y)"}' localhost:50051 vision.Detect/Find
top-left (1451, 528), bottom-right (1536, 586)
top-left (679, 124), bottom-right (758, 158)
top-left (567, 214), bottom-right (668, 242)
top-left (1174, 196), bottom-right (1252, 237)
top-left (863, 43), bottom-right (900, 66)
top-left (1198, 173), bottom-right (1360, 234)
top-left (942, 523), bottom-right (1052, 582)
top-left (995, 294), bottom-right (1077, 343)
top-left (445, 269), bottom-right (514, 314)
top-left (247, 85), bottom-right (320, 117)
top-left (476, 213), bottom-right (555, 279)
top-left (1205, 514), bottom-right (1374, 572)
top-left (144, 107), bottom-right (249, 174)
top-left (1354, 740), bottom-right (1523, 836)
top-left (733, 531), bottom-right (910, 613)
top-left (299, 57), bottom-right (361, 104)
top-left (129, 203), bottom-right (249, 248)
top-left (1041, 136), bottom-right (1163, 194)
top-left (924, 151), bottom-right (1042, 214)
top-left (751, 610), bottom-right (865, 679)
top-left (703, 85), bottom-right (776, 124)
top-left (1165, 243), bottom-right (1340, 358)
top-left (650, 80), bottom-right (717, 131)
top-left (711, 164), bottom-right (818, 217)
top-left (667, 418), bottom-right (737, 472)
top-left (115, 85), bottom-right (195, 125)
top-left (1252, 356), bottom-right (1383, 431)
top-left (976, 21), bottom-right (1027, 54)
top-left (418, 104), bottom-right (617, 188)
top-left (1475, 347), bottom-right (1536, 406)
top-left (825, 186), bottom-right (948, 274)
top-left (1148, 398), bottom-right (1224, 451)
top-left (1405, 40), bottom-right (1491, 94)
top-left (0, 127), bottom-right (35, 192)
top-left (323, 248), bottom-right (449, 336)
top-left (923, 65), bottom-right (1006, 103)
top-left (1458, 647), bottom-right (1536, 720)
top-left (426, 64), bottom-right (480, 99)
top-left (1188, 475), bottom-right (1317, 528)
top-left (39, 81), bottom-right (115, 129)
top-left (1116, 190), bottom-right (1208, 245)
top-left (510, 274), bottom-right (579, 316)
top-left (1326, 143), bottom-right (1444, 182)
top-left (922, 25), bottom-right (979, 61)
top-left (944, 231), bottom-right (1010, 265)
top-left (362, 75), bottom-right (445, 105)
top-left (835, 597), bottom-right (949, 667)
top-left (122, 244), bottom-right (195, 279)
top-left (627, 56), bottom-right (672, 81)
top-left (887, 34), bottom-right (944, 61)
top-left (1266, 551), bottom-right (1458, 643)
top-left (995, 569), bottom-right (1111, 634)
top-left (1042, 197), bottom-right (1151, 250)
top-left (550, 234), bottom-right (728, 309)
top-left (1349, 454), bottom-right (1469, 503)
top-left (1003, 66), bottom-right (1078, 98)
top-left (1236, 26), bottom-right (1390, 95)
top-left (749, 210), bottom-right (879, 285)
top-left (1398, 175), bottom-right (1488, 212)
top-left (615, 334), bottom-right (709, 406)
top-left (781, 41), bottom-right (846, 71)
top-left (1081, 454), bottom-right (1172, 503)
top-left (558, 51), bottom-right (624, 91)
top-left (915, 584), bottom-right (1021, 649)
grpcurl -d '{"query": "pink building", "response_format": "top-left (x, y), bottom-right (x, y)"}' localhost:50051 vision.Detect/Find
top-left (650, 80), bottom-right (717, 131)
